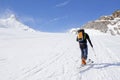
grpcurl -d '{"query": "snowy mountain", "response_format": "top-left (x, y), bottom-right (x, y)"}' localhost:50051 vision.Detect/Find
top-left (0, 12), bottom-right (120, 80)
top-left (80, 10), bottom-right (120, 35)
top-left (0, 14), bottom-right (35, 32)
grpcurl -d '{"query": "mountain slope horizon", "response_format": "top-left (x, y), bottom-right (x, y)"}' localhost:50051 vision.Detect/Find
top-left (0, 14), bottom-right (35, 32)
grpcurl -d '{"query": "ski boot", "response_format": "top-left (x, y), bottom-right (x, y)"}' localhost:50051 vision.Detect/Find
top-left (81, 58), bottom-right (86, 65)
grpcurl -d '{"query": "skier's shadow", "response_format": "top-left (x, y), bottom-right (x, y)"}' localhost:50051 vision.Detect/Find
top-left (80, 62), bottom-right (120, 73)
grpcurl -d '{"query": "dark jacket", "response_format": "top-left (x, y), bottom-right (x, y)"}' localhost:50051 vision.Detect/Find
top-left (76, 33), bottom-right (93, 48)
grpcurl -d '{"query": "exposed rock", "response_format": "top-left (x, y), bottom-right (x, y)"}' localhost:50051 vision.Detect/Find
top-left (99, 16), bottom-right (114, 20)
top-left (117, 30), bottom-right (120, 35)
top-left (83, 21), bottom-right (110, 33)
top-left (81, 10), bottom-right (120, 35)
top-left (112, 10), bottom-right (120, 18)
top-left (109, 29), bottom-right (115, 36)
top-left (118, 25), bottom-right (120, 30)
top-left (114, 27), bottom-right (118, 31)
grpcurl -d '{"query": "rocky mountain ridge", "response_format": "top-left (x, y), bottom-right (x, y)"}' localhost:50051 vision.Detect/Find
top-left (82, 10), bottom-right (120, 35)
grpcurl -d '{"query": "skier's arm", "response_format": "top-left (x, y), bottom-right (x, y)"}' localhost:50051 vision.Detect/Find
top-left (87, 34), bottom-right (93, 48)
top-left (76, 36), bottom-right (79, 42)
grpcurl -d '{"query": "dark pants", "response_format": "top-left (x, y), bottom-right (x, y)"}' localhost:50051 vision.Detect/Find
top-left (79, 43), bottom-right (88, 60)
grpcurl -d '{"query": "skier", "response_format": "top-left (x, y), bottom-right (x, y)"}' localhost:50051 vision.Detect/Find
top-left (76, 29), bottom-right (93, 65)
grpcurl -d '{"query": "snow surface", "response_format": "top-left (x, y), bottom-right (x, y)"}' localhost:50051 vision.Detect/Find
top-left (0, 28), bottom-right (120, 80)
top-left (107, 17), bottom-right (120, 35)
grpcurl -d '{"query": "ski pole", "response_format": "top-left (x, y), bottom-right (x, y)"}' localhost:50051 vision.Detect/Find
top-left (92, 48), bottom-right (96, 57)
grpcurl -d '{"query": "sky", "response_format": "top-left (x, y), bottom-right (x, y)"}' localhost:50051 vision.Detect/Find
top-left (0, 0), bottom-right (120, 32)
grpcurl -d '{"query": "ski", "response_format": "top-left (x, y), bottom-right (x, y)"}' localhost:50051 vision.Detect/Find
top-left (79, 59), bottom-right (94, 68)
top-left (87, 59), bottom-right (94, 64)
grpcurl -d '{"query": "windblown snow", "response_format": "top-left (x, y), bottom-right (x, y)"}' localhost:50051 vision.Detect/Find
top-left (0, 15), bottom-right (120, 80)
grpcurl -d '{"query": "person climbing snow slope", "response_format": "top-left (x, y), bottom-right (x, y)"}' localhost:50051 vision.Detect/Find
top-left (76, 29), bottom-right (93, 66)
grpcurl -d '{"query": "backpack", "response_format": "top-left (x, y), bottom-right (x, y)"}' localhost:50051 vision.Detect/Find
top-left (77, 30), bottom-right (86, 42)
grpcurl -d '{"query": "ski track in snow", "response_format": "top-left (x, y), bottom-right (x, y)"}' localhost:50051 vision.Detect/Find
top-left (78, 35), bottom-right (120, 80)
top-left (0, 32), bottom-right (120, 80)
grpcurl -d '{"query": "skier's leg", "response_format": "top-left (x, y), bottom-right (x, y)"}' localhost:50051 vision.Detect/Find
top-left (80, 48), bottom-right (86, 65)
top-left (80, 48), bottom-right (84, 59)
top-left (81, 46), bottom-right (88, 65)
top-left (83, 46), bottom-right (88, 60)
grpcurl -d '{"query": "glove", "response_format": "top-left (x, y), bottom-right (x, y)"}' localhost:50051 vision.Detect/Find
top-left (91, 45), bottom-right (93, 48)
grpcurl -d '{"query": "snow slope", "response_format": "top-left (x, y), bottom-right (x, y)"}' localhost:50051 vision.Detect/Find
top-left (0, 28), bottom-right (120, 80)
top-left (107, 18), bottom-right (120, 35)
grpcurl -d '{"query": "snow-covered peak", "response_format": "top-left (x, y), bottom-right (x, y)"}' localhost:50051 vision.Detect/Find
top-left (0, 14), bottom-right (35, 32)
top-left (8, 14), bottom-right (16, 20)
